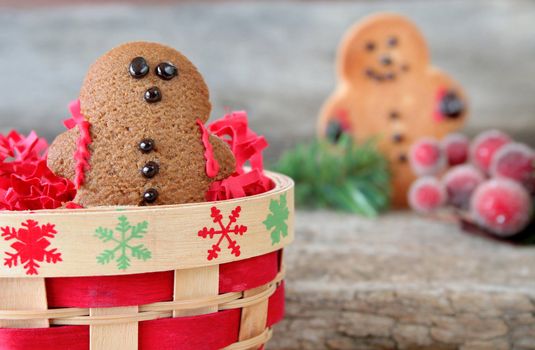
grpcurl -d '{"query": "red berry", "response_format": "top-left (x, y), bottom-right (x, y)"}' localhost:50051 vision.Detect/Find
top-left (490, 142), bottom-right (535, 193)
top-left (470, 130), bottom-right (511, 174)
top-left (442, 164), bottom-right (485, 209)
top-left (470, 178), bottom-right (533, 236)
top-left (442, 133), bottom-right (469, 166)
top-left (409, 138), bottom-right (446, 176)
top-left (409, 177), bottom-right (446, 213)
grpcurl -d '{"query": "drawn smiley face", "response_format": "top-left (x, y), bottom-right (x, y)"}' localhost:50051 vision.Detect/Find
top-left (362, 35), bottom-right (407, 81)
top-left (339, 14), bottom-right (429, 84)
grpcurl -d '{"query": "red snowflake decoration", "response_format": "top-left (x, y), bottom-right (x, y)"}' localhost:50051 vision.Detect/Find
top-left (1, 220), bottom-right (62, 275)
top-left (198, 206), bottom-right (248, 261)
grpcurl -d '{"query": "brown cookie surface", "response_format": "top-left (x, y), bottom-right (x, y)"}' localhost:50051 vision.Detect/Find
top-left (47, 42), bottom-right (235, 207)
top-left (318, 14), bottom-right (468, 207)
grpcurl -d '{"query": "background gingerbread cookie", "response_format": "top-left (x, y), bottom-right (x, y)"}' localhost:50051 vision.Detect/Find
top-left (47, 42), bottom-right (235, 207)
top-left (318, 13), bottom-right (468, 207)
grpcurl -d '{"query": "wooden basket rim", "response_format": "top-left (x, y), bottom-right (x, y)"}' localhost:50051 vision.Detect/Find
top-left (0, 169), bottom-right (293, 217)
top-left (0, 171), bottom-right (294, 278)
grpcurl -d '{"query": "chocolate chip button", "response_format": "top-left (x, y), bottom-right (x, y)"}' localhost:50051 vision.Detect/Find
top-left (143, 188), bottom-right (159, 204)
top-left (380, 55), bottom-right (392, 66)
top-left (398, 154), bottom-right (408, 163)
top-left (129, 57), bottom-right (149, 79)
top-left (138, 139), bottom-right (155, 153)
top-left (392, 133), bottom-right (404, 143)
top-left (144, 87), bottom-right (162, 103)
top-left (141, 161), bottom-right (159, 178)
top-left (155, 62), bottom-right (178, 80)
top-left (326, 119), bottom-right (344, 144)
top-left (439, 91), bottom-right (464, 119)
top-left (389, 111), bottom-right (399, 120)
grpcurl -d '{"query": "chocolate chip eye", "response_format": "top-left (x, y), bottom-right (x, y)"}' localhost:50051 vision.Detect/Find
top-left (143, 188), bottom-right (159, 204)
top-left (129, 57), bottom-right (149, 79)
top-left (138, 139), bottom-right (155, 153)
top-left (155, 62), bottom-right (178, 80)
top-left (144, 87), bottom-right (162, 103)
top-left (141, 161), bottom-right (159, 178)
top-left (365, 41), bottom-right (375, 52)
top-left (388, 36), bottom-right (398, 47)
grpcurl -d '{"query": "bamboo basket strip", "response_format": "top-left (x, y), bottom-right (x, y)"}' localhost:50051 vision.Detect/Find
top-left (0, 173), bottom-right (294, 278)
top-left (0, 278), bottom-right (48, 328)
top-left (223, 328), bottom-right (273, 350)
top-left (238, 284), bottom-right (270, 350)
top-left (89, 306), bottom-right (138, 350)
top-left (0, 283), bottom-right (285, 350)
top-left (44, 251), bottom-right (279, 308)
top-left (0, 271), bottom-right (283, 325)
top-left (173, 266), bottom-right (219, 317)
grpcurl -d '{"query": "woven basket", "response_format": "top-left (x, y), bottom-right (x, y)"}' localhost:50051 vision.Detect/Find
top-left (0, 171), bottom-right (294, 350)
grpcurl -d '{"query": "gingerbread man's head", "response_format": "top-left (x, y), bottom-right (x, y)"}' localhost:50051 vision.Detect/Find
top-left (48, 42), bottom-right (235, 207)
top-left (339, 13), bottom-right (429, 85)
top-left (80, 42), bottom-right (212, 126)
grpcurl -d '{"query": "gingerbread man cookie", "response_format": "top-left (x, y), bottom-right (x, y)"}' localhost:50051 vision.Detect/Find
top-left (318, 13), bottom-right (468, 207)
top-left (47, 42), bottom-right (235, 207)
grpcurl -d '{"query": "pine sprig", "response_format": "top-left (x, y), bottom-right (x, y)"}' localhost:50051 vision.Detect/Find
top-left (273, 136), bottom-right (391, 216)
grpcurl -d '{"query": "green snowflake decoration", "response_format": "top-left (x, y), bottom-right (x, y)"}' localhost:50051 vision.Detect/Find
top-left (95, 215), bottom-right (152, 270)
top-left (263, 194), bottom-right (289, 245)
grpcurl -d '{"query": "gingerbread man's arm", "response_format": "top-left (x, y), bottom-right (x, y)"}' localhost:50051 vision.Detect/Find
top-left (428, 68), bottom-right (468, 133)
top-left (318, 91), bottom-right (350, 142)
top-left (47, 127), bottom-right (79, 181)
top-left (208, 134), bottom-right (236, 181)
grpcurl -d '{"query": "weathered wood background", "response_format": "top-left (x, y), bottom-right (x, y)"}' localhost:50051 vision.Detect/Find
top-left (0, 0), bottom-right (534, 160)
top-left (0, 1), bottom-right (534, 349)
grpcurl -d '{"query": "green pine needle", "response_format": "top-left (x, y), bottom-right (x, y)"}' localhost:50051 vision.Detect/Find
top-left (273, 136), bottom-right (391, 217)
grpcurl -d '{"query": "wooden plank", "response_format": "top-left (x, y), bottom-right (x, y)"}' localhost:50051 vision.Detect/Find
top-left (173, 265), bottom-right (219, 317)
top-left (238, 285), bottom-right (270, 350)
top-left (89, 306), bottom-right (138, 350)
top-left (0, 277), bottom-right (49, 328)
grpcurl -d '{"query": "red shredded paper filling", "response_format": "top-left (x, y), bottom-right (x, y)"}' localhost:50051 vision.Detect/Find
top-left (1, 109), bottom-right (271, 211)
top-left (206, 111), bottom-right (273, 201)
top-left (64, 100), bottom-right (92, 189)
top-left (0, 131), bottom-right (76, 210)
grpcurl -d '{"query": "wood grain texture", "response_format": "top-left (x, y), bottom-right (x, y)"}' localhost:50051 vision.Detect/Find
top-left (89, 306), bottom-right (138, 350)
top-left (0, 171), bottom-right (294, 278)
top-left (238, 285), bottom-right (270, 350)
top-left (270, 210), bottom-right (535, 349)
top-left (0, 278), bottom-right (48, 328)
top-left (173, 266), bottom-right (219, 317)
top-left (2, 2), bottom-right (534, 160)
